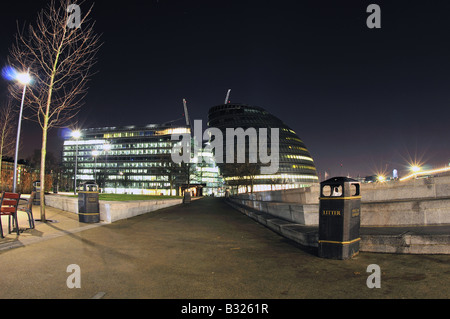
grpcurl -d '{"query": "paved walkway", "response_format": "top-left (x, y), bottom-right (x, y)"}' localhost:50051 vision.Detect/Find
top-left (0, 201), bottom-right (106, 251)
top-left (0, 197), bottom-right (449, 299)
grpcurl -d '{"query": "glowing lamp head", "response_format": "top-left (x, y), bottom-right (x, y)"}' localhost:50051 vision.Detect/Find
top-left (92, 150), bottom-right (99, 157)
top-left (16, 72), bottom-right (32, 85)
top-left (1, 66), bottom-right (32, 84)
top-left (378, 175), bottom-right (385, 182)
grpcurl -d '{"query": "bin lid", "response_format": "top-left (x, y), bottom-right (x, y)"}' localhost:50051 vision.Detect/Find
top-left (320, 176), bottom-right (361, 198)
top-left (78, 181), bottom-right (99, 192)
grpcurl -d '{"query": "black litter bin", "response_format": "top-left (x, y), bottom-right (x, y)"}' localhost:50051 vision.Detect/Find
top-left (318, 177), bottom-right (361, 260)
top-left (183, 191), bottom-right (191, 204)
top-left (78, 182), bottom-right (100, 223)
top-left (33, 181), bottom-right (41, 205)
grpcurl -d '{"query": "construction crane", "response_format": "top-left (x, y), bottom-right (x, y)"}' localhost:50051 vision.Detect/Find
top-left (224, 88), bottom-right (231, 104)
top-left (182, 98), bottom-right (190, 127)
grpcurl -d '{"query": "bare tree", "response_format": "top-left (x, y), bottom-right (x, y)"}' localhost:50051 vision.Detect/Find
top-left (7, 0), bottom-right (101, 222)
top-left (0, 100), bottom-right (17, 189)
top-left (240, 162), bottom-right (260, 193)
top-left (160, 155), bottom-right (184, 196)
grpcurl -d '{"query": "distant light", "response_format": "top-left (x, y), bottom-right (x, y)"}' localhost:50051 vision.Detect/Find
top-left (400, 165), bottom-right (450, 182)
top-left (393, 169), bottom-right (398, 179)
top-left (411, 165), bottom-right (421, 173)
top-left (92, 150), bottom-right (99, 156)
top-left (378, 175), bottom-right (385, 182)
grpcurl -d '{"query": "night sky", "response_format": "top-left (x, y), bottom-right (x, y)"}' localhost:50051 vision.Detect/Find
top-left (1, 0), bottom-right (450, 179)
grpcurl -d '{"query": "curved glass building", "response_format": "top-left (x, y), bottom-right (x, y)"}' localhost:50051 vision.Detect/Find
top-left (208, 103), bottom-right (319, 193)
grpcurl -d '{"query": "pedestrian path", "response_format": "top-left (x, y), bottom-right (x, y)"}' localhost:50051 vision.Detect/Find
top-left (2, 197), bottom-right (449, 255)
top-left (0, 204), bottom-right (106, 251)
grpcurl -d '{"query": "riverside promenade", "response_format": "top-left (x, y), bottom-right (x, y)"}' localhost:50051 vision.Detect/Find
top-left (0, 197), bottom-right (449, 299)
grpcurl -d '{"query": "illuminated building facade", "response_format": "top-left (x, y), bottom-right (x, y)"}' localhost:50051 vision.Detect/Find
top-left (62, 124), bottom-right (193, 195)
top-left (1, 160), bottom-right (28, 192)
top-left (207, 103), bottom-right (318, 193)
top-left (190, 146), bottom-right (224, 196)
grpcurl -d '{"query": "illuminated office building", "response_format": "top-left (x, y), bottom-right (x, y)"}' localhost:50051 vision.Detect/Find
top-left (207, 103), bottom-right (318, 193)
top-left (62, 124), bottom-right (194, 195)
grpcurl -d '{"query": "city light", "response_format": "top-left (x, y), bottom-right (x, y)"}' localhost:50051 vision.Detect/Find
top-left (411, 165), bottom-right (421, 173)
top-left (400, 165), bottom-right (450, 182)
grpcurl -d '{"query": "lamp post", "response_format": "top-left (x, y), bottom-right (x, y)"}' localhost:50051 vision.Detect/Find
top-left (92, 149), bottom-right (99, 183)
top-left (71, 130), bottom-right (81, 194)
top-left (103, 143), bottom-right (111, 191)
top-left (12, 69), bottom-right (31, 193)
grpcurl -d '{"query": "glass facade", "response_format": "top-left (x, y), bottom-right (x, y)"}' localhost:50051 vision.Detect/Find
top-left (191, 147), bottom-right (225, 196)
top-left (208, 103), bottom-right (319, 193)
top-left (62, 124), bottom-right (223, 195)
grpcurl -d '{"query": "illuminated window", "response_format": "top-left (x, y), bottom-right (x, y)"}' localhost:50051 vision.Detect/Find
top-left (284, 155), bottom-right (314, 162)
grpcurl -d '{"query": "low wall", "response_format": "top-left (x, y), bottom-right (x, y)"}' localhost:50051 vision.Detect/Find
top-left (228, 197), bottom-right (319, 225)
top-left (362, 198), bottom-right (450, 226)
top-left (226, 199), bottom-right (450, 254)
top-left (228, 175), bottom-right (450, 227)
top-left (360, 175), bottom-right (450, 202)
top-left (44, 195), bottom-right (183, 223)
top-left (235, 185), bottom-right (320, 204)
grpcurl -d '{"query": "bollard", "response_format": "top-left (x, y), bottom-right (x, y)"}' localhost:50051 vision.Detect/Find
top-left (183, 191), bottom-right (191, 204)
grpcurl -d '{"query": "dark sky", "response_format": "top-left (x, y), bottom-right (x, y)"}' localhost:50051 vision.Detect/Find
top-left (1, 0), bottom-right (450, 178)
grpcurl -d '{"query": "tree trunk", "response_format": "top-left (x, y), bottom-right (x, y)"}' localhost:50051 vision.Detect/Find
top-left (40, 123), bottom-right (48, 222)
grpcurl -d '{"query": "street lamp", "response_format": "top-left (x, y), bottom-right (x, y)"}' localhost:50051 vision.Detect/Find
top-left (71, 130), bottom-right (81, 194)
top-left (92, 149), bottom-right (99, 182)
top-left (103, 143), bottom-right (111, 191)
top-left (12, 68), bottom-right (32, 193)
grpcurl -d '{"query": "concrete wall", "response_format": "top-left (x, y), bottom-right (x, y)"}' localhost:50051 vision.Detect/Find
top-left (236, 185), bottom-right (320, 204)
top-left (100, 199), bottom-right (183, 223)
top-left (44, 195), bottom-right (183, 223)
top-left (228, 175), bottom-right (450, 226)
top-left (360, 175), bottom-right (450, 202)
top-left (360, 176), bottom-right (450, 225)
top-left (361, 198), bottom-right (450, 226)
top-left (229, 197), bottom-right (319, 225)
